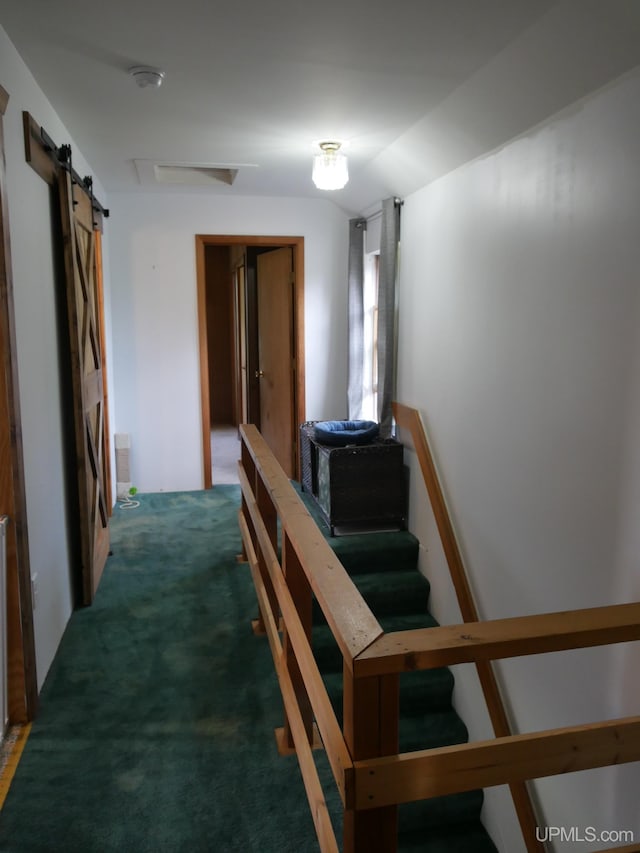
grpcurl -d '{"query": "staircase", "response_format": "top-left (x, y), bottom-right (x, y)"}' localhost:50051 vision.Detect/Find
top-left (297, 484), bottom-right (498, 852)
top-left (241, 419), bottom-right (640, 853)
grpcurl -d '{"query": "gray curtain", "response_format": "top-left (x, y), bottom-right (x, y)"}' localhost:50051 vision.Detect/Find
top-left (347, 217), bottom-right (366, 419)
top-left (377, 197), bottom-right (401, 437)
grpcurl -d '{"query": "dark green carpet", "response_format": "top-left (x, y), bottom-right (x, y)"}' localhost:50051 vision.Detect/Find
top-left (0, 487), bottom-right (335, 853)
top-left (1, 485), bottom-right (499, 852)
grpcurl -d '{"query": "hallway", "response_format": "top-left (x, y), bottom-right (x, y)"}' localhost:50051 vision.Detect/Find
top-left (211, 425), bottom-right (241, 485)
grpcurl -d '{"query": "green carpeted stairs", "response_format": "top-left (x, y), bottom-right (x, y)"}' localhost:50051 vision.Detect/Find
top-left (296, 484), bottom-right (499, 853)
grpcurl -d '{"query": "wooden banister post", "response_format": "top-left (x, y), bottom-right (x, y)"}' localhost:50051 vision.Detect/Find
top-left (343, 665), bottom-right (399, 853)
top-left (280, 533), bottom-right (315, 752)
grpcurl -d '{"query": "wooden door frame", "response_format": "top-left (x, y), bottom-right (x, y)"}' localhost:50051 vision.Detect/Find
top-left (195, 234), bottom-right (305, 489)
top-left (0, 86), bottom-right (38, 720)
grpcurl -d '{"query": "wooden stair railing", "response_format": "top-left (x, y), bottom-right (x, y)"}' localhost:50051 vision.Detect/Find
top-left (238, 421), bottom-right (640, 853)
top-left (391, 402), bottom-right (640, 850)
top-left (238, 424), bottom-right (390, 853)
top-left (392, 402), bottom-right (547, 851)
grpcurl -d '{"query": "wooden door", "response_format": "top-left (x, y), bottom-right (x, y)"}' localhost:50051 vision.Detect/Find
top-left (257, 248), bottom-right (295, 477)
top-left (58, 169), bottom-right (109, 605)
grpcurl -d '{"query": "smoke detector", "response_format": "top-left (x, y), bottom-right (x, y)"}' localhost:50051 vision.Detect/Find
top-left (129, 66), bottom-right (165, 89)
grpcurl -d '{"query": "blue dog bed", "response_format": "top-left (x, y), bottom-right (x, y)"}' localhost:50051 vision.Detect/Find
top-left (313, 420), bottom-right (379, 447)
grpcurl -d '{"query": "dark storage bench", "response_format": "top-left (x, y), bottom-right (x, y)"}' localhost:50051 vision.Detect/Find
top-left (299, 421), bottom-right (406, 535)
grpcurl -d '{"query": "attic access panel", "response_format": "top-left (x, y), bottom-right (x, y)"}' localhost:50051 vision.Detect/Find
top-left (134, 160), bottom-right (258, 186)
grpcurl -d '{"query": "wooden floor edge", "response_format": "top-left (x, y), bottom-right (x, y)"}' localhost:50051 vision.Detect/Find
top-left (0, 723), bottom-right (32, 809)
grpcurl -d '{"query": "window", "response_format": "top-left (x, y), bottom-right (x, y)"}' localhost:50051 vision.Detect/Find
top-left (361, 252), bottom-right (379, 421)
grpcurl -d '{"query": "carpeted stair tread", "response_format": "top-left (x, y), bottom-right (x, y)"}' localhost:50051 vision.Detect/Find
top-left (378, 610), bottom-right (439, 633)
top-left (313, 569), bottom-right (430, 624)
top-left (329, 532), bottom-right (421, 577)
top-left (294, 482), bottom-right (420, 575)
top-left (399, 667), bottom-right (456, 715)
top-left (321, 667), bottom-right (455, 719)
top-left (318, 699), bottom-right (468, 752)
top-left (398, 789), bottom-right (485, 833)
top-left (398, 819), bottom-right (499, 853)
top-left (399, 709), bottom-right (468, 752)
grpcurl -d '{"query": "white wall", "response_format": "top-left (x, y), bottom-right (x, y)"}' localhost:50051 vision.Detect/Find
top-left (0, 25), bottom-right (111, 688)
top-left (107, 191), bottom-right (349, 493)
top-left (397, 68), bottom-right (640, 852)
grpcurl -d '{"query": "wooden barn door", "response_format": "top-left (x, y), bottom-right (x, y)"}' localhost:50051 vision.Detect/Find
top-left (58, 169), bottom-right (109, 605)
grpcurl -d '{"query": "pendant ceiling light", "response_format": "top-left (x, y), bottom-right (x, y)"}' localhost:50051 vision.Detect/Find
top-left (312, 141), bottom-right (348, 190)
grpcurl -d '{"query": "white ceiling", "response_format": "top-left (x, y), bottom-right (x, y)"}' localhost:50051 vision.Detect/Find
top-left (1, 0), bottom-right (640, 214)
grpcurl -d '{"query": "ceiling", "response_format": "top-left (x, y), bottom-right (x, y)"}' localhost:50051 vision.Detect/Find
top-left (1, 0), bottom-right (640, 214)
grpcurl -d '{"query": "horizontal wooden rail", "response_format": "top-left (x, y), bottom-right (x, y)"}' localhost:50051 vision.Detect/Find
top-left (355, 601), bottom-right (640, 676)
top-left (353, 716), bottom-right (640, 810)
top-left (393, 401), bottom-right (544, 852)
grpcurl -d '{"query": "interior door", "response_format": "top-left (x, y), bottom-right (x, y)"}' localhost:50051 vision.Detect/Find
top-left (58, 169), bottom-right (110, 605)
top-left (257, 247), bottom-right (295, 477)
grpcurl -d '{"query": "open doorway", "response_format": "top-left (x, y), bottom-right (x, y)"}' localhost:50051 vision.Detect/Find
top-left (195, 235), bottom-right (305, 488)
top-left (202, 243), bottom-right (239, 484)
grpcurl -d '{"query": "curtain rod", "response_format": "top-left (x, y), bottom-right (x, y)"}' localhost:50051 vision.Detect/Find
top-left (361, 196), bottom-right (404, 225)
